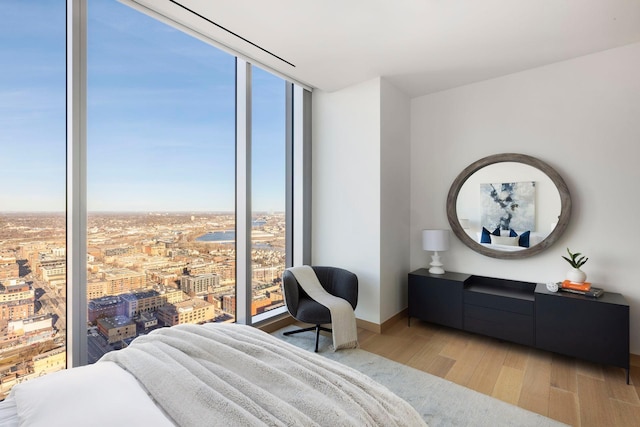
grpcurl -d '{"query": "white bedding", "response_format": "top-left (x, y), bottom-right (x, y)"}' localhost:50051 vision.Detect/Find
top-left (2, 361), bottom-right (173, 427)
top-left (1, 323), bottom-right (426, 427)
top-left (0, 395), bottom-right (18, 427)
top-left (479, 242), bottom-right (527, 251)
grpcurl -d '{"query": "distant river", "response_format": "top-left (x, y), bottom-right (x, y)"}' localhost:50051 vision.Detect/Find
top-left (196, 220), bottom-right (269, 242)
top-left (196, 230), bottom-right (235, 242)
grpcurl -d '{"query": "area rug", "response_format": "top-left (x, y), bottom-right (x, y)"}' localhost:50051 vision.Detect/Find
top-left (274, 326), bottom-right (567, 427)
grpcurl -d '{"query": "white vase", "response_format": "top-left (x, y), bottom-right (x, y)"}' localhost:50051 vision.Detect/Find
top-left (566, 268), bottom-right (587, 284)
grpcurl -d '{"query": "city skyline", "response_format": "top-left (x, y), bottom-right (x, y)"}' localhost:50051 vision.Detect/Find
top-left (1, 0), bottom-right (286, 213)
top-left (4, 210), bottom-right (286, 218)
top-left (0, 210), bottom-right (287, 393)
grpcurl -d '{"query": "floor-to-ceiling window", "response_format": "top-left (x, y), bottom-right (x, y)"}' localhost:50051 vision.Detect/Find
top-left (0, 0), bottom-right (67, 398)
top-left (85, 0), bottom-right (236, 362)
top-left (80, 0), bottom-right (306, 362)
top-left (0, 0), bottom-right (308, 384)
top-left (251, 66), bottom-right (288, 321)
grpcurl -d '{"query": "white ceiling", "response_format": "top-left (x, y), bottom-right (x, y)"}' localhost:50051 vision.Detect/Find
top-left (130, 0), bottom-right (640, 97)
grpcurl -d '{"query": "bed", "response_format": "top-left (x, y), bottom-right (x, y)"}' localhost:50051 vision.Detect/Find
top-left (476, 228), bottom-right (547, 251)
top-left (0, 323), bottom-right (426, 426)
top-left (479, 242), bottom-right (527, 252)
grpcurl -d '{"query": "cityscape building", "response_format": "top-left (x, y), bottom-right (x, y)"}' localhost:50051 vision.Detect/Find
top-left (157, 298), bottom-right (216, 326)
top-left (0, 210), bottom-right (287, 397)
top-left (120, 290), bottom-right (163, 318)
top-left (97, 315), bottom-right (137, 344)
top-left (180, 273), bottom-right (219, 295)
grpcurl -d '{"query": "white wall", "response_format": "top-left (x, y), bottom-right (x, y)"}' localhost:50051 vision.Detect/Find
top-left (380, 79), bottom-right (411, 323)
top-left (312, 77), bottom-right (411, 325)
top-left (410, 42), bottom-right (640, 353)
top-left (312, 78), bottom-right (382, 324)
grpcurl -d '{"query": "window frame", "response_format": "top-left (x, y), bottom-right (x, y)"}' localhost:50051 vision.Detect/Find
top-left (66, 0), bottom-right (310, 368)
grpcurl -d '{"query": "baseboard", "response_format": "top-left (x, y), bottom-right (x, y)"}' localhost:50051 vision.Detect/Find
top-left (356, 318), bottom-right (381, 333)
top-left (380, 308), bottom-right (408, 332)
top-left (259, 312), bottom-right (377, 334)
top-left (356, 308), bottom-right (408, 334)
top-left (256, 313), bottom-right (295, 333)
top-left (631, 353), bottom-right (640, 367)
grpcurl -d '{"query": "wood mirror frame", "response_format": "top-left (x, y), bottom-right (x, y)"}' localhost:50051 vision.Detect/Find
top-left (446, 153), bottom-right (571, 260)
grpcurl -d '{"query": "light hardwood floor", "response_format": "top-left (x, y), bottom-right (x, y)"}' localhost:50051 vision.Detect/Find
top-left (357, 318), bottom-right (640, 427)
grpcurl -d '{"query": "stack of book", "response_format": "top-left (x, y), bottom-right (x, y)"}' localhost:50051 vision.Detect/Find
top-left (559, 280), bottom-right (604, 298)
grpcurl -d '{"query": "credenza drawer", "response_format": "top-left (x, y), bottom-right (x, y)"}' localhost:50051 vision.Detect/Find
top-left (464, 288), bottom-right (534, 315)
top-left (464, 304), bottom-right (534, 346)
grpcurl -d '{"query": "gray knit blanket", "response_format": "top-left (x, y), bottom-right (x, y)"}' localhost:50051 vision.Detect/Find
top-left (99, 323), bottom-right (426, 427)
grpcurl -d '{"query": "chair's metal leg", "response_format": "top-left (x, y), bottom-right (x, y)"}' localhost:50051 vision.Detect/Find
top-left (283, 326), bottom-right (316, 336)
top-left (283, 325), bottom-right (332, 352)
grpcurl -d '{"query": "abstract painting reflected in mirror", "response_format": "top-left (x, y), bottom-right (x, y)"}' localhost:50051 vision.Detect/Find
top-left (480, 181), bottom-right (536, 232)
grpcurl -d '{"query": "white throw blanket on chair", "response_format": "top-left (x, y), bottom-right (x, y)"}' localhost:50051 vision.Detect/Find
top-left (288, 265), bottom-right (358, 350)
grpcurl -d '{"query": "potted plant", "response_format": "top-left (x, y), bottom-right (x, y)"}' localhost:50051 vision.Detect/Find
top-left (562, 248), bottom-right (588, 283)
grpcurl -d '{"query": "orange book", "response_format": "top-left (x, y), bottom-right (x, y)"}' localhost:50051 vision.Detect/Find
top-left (561, 280), bottom-right (591, 291)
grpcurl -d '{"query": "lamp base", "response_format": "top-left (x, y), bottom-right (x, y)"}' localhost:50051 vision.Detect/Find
top-left (428, 251), bottom-right (445, 275)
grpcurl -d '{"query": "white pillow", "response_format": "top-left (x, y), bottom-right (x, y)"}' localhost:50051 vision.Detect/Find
top-left (490, 235), bottom-right (519, 246)
top-left (529, 232), bottom-right (545, 246)
top-left (11, 361), bottom-right (174, 427)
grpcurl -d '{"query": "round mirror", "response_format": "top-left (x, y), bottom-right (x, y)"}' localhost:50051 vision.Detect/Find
top-left (446, 153), bottom-right (571, 259)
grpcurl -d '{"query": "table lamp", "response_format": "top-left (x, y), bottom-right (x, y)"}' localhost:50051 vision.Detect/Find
top-left (422, 229), bottom-right (450, 274)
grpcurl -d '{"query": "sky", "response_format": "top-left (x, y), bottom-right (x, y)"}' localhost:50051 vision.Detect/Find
top-left (0, 0), bottom-right (66, 212)
top-left (0, 0), bottom-right (286, 213)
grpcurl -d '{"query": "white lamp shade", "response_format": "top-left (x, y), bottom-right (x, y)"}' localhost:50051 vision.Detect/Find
top-left (422, 229), bottom-right (450, 252)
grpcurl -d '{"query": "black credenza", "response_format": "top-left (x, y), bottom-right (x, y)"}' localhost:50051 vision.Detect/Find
top-left (408, 269), bottom-right (630, 383)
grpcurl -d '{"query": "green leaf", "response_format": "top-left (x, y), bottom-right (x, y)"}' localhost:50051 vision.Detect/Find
top-left (562, 248), bottom-right (588, 268)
